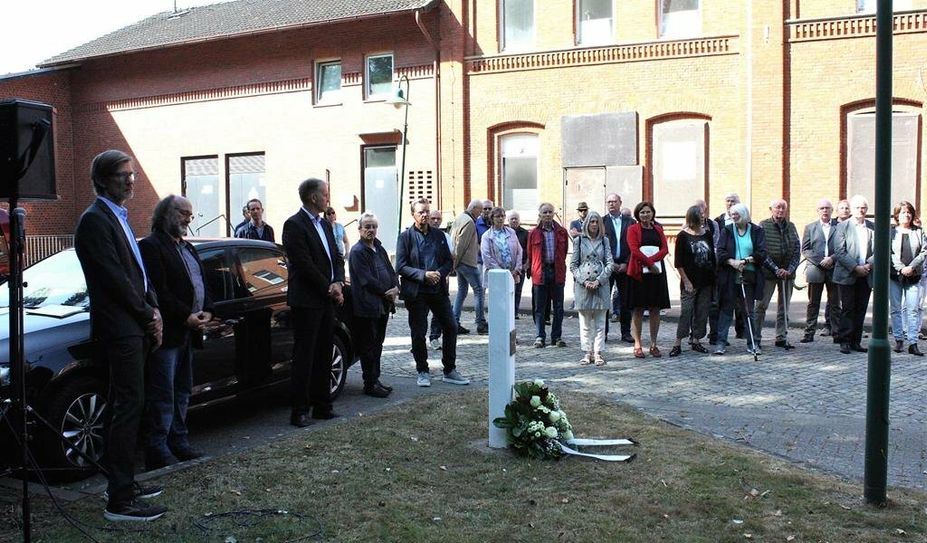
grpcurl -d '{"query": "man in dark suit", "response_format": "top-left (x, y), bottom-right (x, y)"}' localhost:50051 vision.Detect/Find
top-left (801, 198), bottom-right (839, 342)
top-left (282, 178), bottom-right (345, 427)
top-left (139, 195), bottom-right (214, 470)
top-left (832, 195), bottom-right (874, 354)
top-left (602, 193), bottom-right (634, 342)
top-left (74, 150), bottom-right (166, 522)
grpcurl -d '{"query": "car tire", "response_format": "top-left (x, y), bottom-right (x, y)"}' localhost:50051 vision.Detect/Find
top-left (329, 335), bottom-right (348, 400)
top-left (36, 375), bottom-right (108, 480)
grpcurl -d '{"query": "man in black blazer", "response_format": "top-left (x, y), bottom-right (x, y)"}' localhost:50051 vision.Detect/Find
top-left (282, 178), bottom-right (345, 427)
top-left (74, 150), bottom-right (166, 522)
top-left (139, 195), bottom-right (214, 470)
top-left (800, 198), bottom-right (839, 342)
top-left (602, 193), bottom-right (635, 342)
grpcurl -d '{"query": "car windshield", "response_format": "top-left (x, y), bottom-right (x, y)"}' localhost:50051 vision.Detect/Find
top-left (0, 249), bottom-right (89, 309)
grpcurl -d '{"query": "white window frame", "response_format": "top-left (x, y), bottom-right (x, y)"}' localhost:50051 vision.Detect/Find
top-left (315, 60), bottom-right (342, 105)
top-left (365, 53), bottom-right (394, 100)
top-left (659, 0), bottom-right (701, 39)
top-left (500, 133), bottom-right (540, 219)
top-left (577, 0), bottom-right (614, 46)
top-left (500, 0), bottom-right (535, 53)
top-left (857, 0), bottom-right (911, 13)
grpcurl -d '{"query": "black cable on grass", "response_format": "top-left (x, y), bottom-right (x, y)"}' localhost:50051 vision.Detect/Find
top-left (194, 509), bottom-right (324, 542)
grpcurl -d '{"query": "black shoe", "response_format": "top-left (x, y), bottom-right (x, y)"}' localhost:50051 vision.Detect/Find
top-left (144, 451), bottom-right (178, 472)
top-left (290, 412), bottom-right (312, 428)
top-left (104, 499), bottom-right (167, 522)
top-left (775, 340), bottom-right (795, 350)
top-left (691, 343), bottom-right (708, 354)
top-left (894, 340), bottom-right (904, 353)
top-left (621, 335), bottom-right (634, 344)
top-left (909, 344), bottom-right (924, 356)
top-left (312, 409), bottom-right (338, 420)
top-left (457, 325), bottom-right (470, 335)
top-left (800, 335), bottom-right (813, 343)
top-left (171, 445), bottom-right (204, 462)
top-left (103, 483), bottom-right (163, 502)
top-left (554, 339), bottom-right (567, 347)
top-left (669, 345), bottom-right (682, 357)
top-left (851, 344), bottom-right (867, 353)
top-left (514, 314), bottom-right (520, 320)
top-left (840, 343), bottom-right (852, 354)
top-left (476, 324), bottom-right (489, 335)
top-left (364, 383), bottom-right (391, 398)
top-left (376, 380), bottom-right (393, 392)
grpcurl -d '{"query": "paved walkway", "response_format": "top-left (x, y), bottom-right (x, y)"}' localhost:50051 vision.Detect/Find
top-left (378, 307), bottom-right (927, 490)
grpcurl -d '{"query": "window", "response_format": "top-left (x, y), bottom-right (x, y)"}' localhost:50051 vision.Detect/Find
top-left (659, 0), bottom-right (700, 39)
top-left (228, 153), bottom-right (266, 227)
top-left (846, 109), bottom-right (921, 205)
top-left (500, 134), bottom-right (539, 216)
top-left (199, 249), bottom-right (231, 303)
top-left (236, 247), bottom-right (289, 298)
top-left (650, 118), bottom-right (708, 218)
top-left (577, 0), bottom-right (613, 46)
top-left (366, 54), bottom-right (393, 99)
top-left (501, 0), bottom-right (534, 52)
top-left (857, 0), bottom-right (911, 13)
top-left (316, 60), bottom-right (342, 104)
top-left (182, 156), bottom-right (220, 237)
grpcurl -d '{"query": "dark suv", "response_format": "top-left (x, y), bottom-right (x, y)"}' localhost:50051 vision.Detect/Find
top-left (0, 239), bottom-right (357, 478)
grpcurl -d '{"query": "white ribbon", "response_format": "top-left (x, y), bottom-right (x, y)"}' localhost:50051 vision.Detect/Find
top-left (558, 437), bottom-right (638, 462)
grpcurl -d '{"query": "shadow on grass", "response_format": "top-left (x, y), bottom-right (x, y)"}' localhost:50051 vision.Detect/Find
top-left (15, 391), bottom-right (927, 542)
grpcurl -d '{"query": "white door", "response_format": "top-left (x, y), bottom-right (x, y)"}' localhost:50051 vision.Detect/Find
top-left (363, 146), bottom-right (399, 254)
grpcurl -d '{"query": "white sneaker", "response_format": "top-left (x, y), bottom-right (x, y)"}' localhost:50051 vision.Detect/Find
top-left (429, 338), bottom-right (442, 350)
top-left (443, 370), bottom-right (470, 385)
top-left (417, 372), bottom-right (431, 387)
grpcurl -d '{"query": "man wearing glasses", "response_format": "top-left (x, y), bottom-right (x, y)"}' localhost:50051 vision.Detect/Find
top-left (75, 150), bottom-right (166, 521)
top-left (801, 199), bottom-right (839, 342)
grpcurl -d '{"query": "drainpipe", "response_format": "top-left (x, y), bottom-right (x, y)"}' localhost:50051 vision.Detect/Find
top-left (415, 9), bottom-right (442, 210)
top-left (745, 0), bottom-right (754, 208)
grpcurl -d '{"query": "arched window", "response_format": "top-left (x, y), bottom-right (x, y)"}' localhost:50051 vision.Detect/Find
top-left (646, 114), bottom-right (709, 219)
top-left (499, 133), bottom-right (539, 217)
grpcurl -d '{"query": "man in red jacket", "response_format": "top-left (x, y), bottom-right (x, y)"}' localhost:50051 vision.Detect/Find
top-left (526, 202), bottom-right (569, 348)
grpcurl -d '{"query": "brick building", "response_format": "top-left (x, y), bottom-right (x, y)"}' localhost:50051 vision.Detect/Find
top-left (1, 0), bottom-right (925, 249)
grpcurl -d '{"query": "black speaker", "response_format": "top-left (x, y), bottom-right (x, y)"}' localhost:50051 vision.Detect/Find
top-left (0, 99), bottom-right (58, 200)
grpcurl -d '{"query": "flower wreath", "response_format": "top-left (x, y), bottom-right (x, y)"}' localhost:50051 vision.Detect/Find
top-left (492, 379), bottom-right (574, 460)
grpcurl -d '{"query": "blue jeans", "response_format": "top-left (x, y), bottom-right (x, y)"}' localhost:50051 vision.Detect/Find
top-left (144, 339), bottom-right (193, 457)
top-left (453, 263), bottom-right (486, 327)
top-left (890, 278), bottom-right (921, 343)
top-left (532, 264), bottom-right (564, 342)
top-left (717, 281), bottom-right (758, 349)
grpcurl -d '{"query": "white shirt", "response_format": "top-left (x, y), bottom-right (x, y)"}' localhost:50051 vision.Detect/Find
top-left (854, 221), bottom-right (870, 265)
top-left (821, 221), bottom-right (831, 257)
top-left (608, 212), bottom-right (622, 259)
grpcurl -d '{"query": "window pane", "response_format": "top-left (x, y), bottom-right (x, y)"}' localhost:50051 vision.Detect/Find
top-left (503, 0), bottom-right (534, 51)
top-left (365, 146), bottom-right (396, 168)
top-left (652, 121), bottom-right (705, 218)
top-left (661, 0), bottom-right (700, 38)
top-left (317, 62), bottom-right (341, 103)
top-left (501, 134), bottom-right (538, 213)
top-left (199, 249), bottom-right (231, 303)
top-left (847, 112), bottom-right (920, 205)
top-left (237, 248), bottom-right (288, 297)
top-left (858, 0), bottom-right (911, 12)
top-left (229, 154), bottom-right (266, 231)
top-left (183, 157), bottom-right (221, 237)
top-left (578, 0), bottom-right (612, 45)
top-left (366, 55), bottom-right (393, 98)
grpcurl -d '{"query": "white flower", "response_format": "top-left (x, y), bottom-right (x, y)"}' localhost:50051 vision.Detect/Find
top-left (549, 411), bottom-right (561, 422)
top-left (533, 379), bottom-right (545, 387)
top-left (545, 426), bottom-right (558, 438)
top-left (530, 396), bottom-right (541, 408)
top-left (562, 430), bottom-right (574, 441)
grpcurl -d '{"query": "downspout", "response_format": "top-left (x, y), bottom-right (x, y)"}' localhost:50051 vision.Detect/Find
top-left (415, 9), bottom-right (442, 211)
top-left (745, 0), bottom-right (754, 208)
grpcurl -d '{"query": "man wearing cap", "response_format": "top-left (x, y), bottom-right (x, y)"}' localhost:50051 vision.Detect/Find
top-left (569, 202), bottom-right (589, 239)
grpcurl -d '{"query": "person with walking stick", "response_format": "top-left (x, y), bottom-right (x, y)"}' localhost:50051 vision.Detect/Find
top-left (714, 204), bottom-right (768, 356)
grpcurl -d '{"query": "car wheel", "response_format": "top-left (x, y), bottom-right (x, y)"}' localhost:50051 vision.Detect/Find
top-left (329, 335), bottom-right (348, 400)
top-left (37, 376), bottom-right (108, 479)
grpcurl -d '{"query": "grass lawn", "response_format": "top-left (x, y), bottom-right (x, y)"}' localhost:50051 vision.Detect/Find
top-left (14, 389), bottom-right (927, 542)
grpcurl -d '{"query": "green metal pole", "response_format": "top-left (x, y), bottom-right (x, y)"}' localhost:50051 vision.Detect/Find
top-left (397, 76), bottom-right (410, 242)
top-left (863, 0), bottom-right (892, 506)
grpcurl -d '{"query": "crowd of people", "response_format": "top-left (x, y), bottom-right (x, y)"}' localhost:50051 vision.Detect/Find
top-left (74, 148), bottom-right (920, 523)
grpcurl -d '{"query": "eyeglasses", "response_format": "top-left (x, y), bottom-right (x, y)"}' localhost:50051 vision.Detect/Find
top-left (110, 172), bottom-right (136, 182)
top-left (175, 208), bottom-right (194, 218)
top-left (483, 207), bottom-right (492, 211)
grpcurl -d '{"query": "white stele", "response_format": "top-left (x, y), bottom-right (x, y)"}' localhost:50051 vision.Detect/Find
top-left (487, 269), bottom-right (516, 449)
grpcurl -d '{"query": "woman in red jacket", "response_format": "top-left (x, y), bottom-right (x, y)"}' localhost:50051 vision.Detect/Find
top-left (626, 201), bottom-right (671, 358)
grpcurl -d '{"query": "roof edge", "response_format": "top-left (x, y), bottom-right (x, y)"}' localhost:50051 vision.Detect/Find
top-left (0, 65), bottom-right (75, 82)
top-left (38, 1), bottom-right (438, 69)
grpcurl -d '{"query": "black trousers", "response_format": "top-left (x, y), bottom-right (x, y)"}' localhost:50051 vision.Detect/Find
top-left (103, 335), bottom-right (148, 505)
top-left (606, 271), bottom-right (631, 338)
top-left (290, 305), bottom-right (334, 415)
top-left (407, 293), bottom-right (457, 373)
top-left (805, 280), bottom-right (840, 336)
top-left (837, 279), bottom-right (871, 346)
top-left (355, 314), bottom-right (389, 385)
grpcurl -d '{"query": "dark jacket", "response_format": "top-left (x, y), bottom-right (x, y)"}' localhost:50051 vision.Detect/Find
top-left (602, 212), bottom-right (635, 268)
top-left (282, 208), bottom-right (345, 308)
top-left (396, 224), bottom-right (453, 300)
top-left (236, 222), bottom-right (275, 242)
top-left (716, 222), bottom-right (768, 302)
top-left (348, 238), bottom-right (399, 319)
top-left (759, 218), bottom-right (800, 280)
top-left (74, 198), bottom-right (158, 340)
top-left (139, 230), bottom-right (214, 348)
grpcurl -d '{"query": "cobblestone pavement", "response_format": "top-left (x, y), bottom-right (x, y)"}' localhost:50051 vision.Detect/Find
top-left (375, 309), bottom-right (927, 490)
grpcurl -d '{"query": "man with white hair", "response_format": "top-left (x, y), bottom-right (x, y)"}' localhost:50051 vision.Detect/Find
top-left (755, 199), bottom-right (801, 350)
top-left (451, 200), bottom-right (488, 334)
top-left (832, 195), bottom-right (874, 354)
top-left (801, 198), bottom-right (839, 342)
